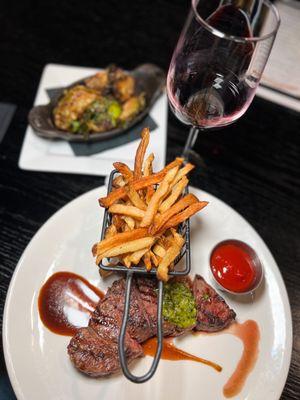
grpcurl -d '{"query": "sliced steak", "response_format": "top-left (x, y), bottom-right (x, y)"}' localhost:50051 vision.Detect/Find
top-left (135, 276), bottom-right (193, 337)
top-left (68, 274), bottom-right (236, 377)
top-left (102, 278), bottom-right (153, 342)
top-left (68, 326), bottom-right (143, 377)
top-left (68, 279), bottom-right (146, 377)
top-left (134, 277), bottom-right (160, 336)
top-left (135, 277), bottom-right (177, 336)
top-left (193, 275), bottom-right (236, 332)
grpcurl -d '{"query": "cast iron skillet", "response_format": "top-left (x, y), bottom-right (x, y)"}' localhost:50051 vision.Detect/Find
top-left (28, 64), bottom-right (165, 142)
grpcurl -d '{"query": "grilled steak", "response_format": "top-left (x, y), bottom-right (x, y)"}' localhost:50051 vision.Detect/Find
top-left (68, 326), bottom-right (143, 377)
top-left (93, 278), bottom-right (154, 342)
top-left (193, 275), bottom-right (236, 332)
top-left (68, 275), bottom-right (235, 377)
top-left (135, 277), bottom-right (191, 337)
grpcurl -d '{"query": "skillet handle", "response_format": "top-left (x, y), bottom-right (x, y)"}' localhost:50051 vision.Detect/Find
top-left (118, 272), bottom-right (164, 383)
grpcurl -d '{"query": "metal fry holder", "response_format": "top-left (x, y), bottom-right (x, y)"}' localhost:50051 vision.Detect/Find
top-left (98, 169), bottom-right (191, 383)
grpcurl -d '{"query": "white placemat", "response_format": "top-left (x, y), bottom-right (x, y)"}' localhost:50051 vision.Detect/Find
top-left (19, 64), bottom-right (167, 176)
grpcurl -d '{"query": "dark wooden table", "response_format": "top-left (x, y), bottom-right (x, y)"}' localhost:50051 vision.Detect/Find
top-left (0, 1), bottom-right (299, 398)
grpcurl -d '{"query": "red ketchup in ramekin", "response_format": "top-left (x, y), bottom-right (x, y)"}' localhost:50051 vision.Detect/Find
top-left (210, 240), bottom-right (263, 294)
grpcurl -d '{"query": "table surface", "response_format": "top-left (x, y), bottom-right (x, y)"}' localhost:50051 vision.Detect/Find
top-left (0, 1), bottom-right (299, 399)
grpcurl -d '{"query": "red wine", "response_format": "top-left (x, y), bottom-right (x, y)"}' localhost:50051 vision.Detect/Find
top-left (167, 5), bottom-right (256, 128)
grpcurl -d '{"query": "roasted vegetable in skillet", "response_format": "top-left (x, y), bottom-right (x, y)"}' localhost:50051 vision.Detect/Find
top-left (53, 65), bottom-right (146, 136)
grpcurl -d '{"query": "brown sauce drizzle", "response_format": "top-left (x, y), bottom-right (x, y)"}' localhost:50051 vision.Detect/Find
top-left (223, 320), bottom-right (260, 398)
top-left (38, 271), bottom-right (104, 335)
top-left (142, 337), bottom-right (222, 372)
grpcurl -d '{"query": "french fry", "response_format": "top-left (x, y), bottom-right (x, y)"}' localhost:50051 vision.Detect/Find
top-left (152, 244), bottom-right (166, 258)
top-left (95, 227), bottom-right (148, 256)
top-left (162, 157), bottom-right (184, 171)
top-left (163, 234), bottom-right (177, 249)
top-left (108, 204), bottom-right (145, 220)
top-left (143, 153), bottom-right (154, 176)
top-left (170, 228), bottom-right (185, 247)
top-left (105, 224), bottom-right (117, 238)
top-left (159, 176), bottom-right (189, 213)
top-left (111, 214), bottom-right (124, 231)
top-left (143, 251), bottom-right (152, 271)
top-left (97, 221), bottom-right (120, 277)
top-left (122, 216), bottom-right (135, 230)
top-left (157, 236), bottom-right (169, 250)
top-left (158, 201), bottom-right (208, 233)
top-left (149, 251), bottom-right (159, 267)
top-left (113, 162), bottom-right (133, 182)
top-left (134, 127), bottom-right (150, 179)
top-left (146, 186), bottom-right (155, 204)
top-left (99, 158), bottom-right (184, 208)
top-left (163, 166), bottom-right (179, 184)
top-left (97, 237), bottom-right (155, 260)
top-left (142, 165), bottom-right (178, 210)
top-left (150, 193), bottom-right (198, 234)
top-left (170, 163), bottom-right (194, 189)
top-left (125, 185), bottom-right (147, 210)
top-left (99, 173), bottom-right (165, 207)
top-left (129, 248), bottom-right (149, 264)
top-left (140, 180), bottom-right (169, 227)
top-left (112, 175), bottom-right (126, 188)
top-left (157, 240), bottom-right (184, 281)
top-left (122, 254), bottom-right (132, 268)
top-left (169, 262), bottom-right (175, 271)
top-left (92, 243), bottom-right (97, 257)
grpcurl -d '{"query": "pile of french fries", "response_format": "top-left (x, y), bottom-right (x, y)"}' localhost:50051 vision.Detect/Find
top-left (92, 128), bottom-right (208, 281)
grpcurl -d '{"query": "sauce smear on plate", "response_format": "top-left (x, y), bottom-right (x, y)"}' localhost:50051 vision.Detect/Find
top-left (223, 320), bottom-right (260, 398)
top-left (210, 242), bottom-right (257, 292)
top-left (142, 337), bottom-right (222, 372)
top-left (38, 271), bottom-right (104, 335)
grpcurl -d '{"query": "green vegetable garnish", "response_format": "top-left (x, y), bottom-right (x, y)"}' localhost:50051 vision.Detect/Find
top-left (108, 102), bottom-right (122, 119)
top-left (79, 99), bottom-right (122, 130)
top-left (202, 293), bottom-right (211, 301)
top-left (70, 120), bottom-right (81, 133)
top-left (163, 282), bottom-right (197, 328)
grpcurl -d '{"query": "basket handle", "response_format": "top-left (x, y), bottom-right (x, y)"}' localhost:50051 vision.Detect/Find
top-left (118, 272), bottom-right (164, 383)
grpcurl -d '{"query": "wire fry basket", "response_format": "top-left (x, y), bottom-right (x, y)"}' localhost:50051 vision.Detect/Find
top-left (98, 169), bottom-right (191, 383)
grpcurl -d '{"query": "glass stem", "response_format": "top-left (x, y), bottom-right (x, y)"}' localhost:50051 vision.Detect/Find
top-left (182, 126), bottom-right (199, 161)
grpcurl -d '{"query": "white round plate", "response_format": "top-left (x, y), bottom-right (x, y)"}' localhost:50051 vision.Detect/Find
top-left (3, 186), bottom-right (292, 400)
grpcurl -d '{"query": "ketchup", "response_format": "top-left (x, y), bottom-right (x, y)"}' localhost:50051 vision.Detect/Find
top-left (210, 241), bottom-right (258, 293)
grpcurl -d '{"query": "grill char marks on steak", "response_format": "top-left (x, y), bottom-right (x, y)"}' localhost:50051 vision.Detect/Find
top-left (193, 275), bottom-right (236, 332)
top-left (134, 277), bottom-right (191, 337)
top-left (68, 278), bottom-right (152, 377)
top-left (68, 326), bottom-right (143, 377)
top-left (68, 292), bottom-right (144, 377)
top-left (96, 278), bottom-right (154, 342)
top-left (68, 275), bottom-right (235, 377)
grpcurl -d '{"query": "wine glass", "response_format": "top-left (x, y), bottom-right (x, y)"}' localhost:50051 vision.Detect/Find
top-left (167, 0), bottom-right (280, 161)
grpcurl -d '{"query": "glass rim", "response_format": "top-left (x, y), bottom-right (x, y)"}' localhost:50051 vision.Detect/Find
top-left (191, 0), bottom-right (280, 43)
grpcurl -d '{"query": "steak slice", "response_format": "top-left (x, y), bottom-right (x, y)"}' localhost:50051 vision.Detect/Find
top-left (134, 277), bottom-right (160, 336)
top-left (135, 276), bottom-right (194, 337)
top-left (69, 280), bottom-right (146, 377)
top-left (102, 278), bottom-right (153, 342)
top-left (68, 326), bottom-right (143, 377)
top-left (193, 275), bottom-right (236, 332)
top-left (135, 277), bottom-right (177, 336)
